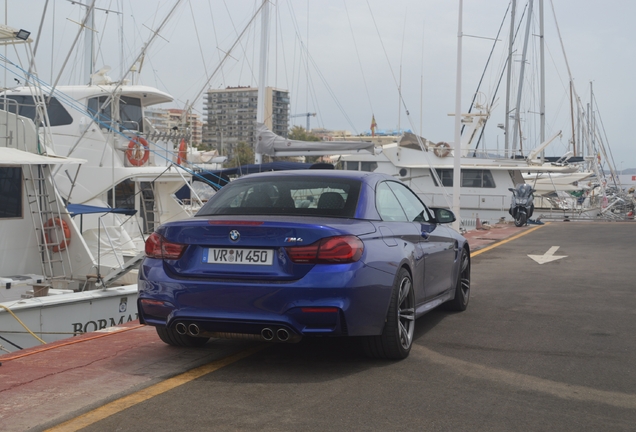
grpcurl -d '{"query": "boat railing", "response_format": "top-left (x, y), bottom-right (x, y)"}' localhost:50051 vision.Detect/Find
top-left (142, 115), bottom-right (192, 144)
top-left (91, 211), bottom-right (146, 288)
top-left (421, 191), bottom-right (509, 209)
top-left (0, 99), bottom-right (39, 153)
top-left (172, 180), bottom-right (206, 217)
top-left (464, 147), bottom-right (516, 159)
top-left (122, 120), bottom-right (140, 132)
top-left (144, 130), bottom-right (191, 144)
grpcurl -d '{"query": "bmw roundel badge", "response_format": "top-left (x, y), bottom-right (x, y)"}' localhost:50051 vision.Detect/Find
top-left (229, 230), bottom-right (240, 242)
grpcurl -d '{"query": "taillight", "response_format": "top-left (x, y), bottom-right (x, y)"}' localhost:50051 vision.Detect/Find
top-left (286, 235), bottom-right (363, 264)
top-left (145, 232), bottom-right (186, 260)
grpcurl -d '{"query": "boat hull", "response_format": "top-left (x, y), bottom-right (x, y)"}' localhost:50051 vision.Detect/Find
top-left (0, 286), bottom-right (138, 353)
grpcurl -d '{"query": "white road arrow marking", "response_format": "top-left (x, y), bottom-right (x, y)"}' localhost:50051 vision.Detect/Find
top-left (528, 246), bottom-right (567, 264)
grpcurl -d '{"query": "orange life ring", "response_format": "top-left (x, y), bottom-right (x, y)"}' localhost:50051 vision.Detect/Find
top-left (177, 139), bottom-right (188, 165)
top-left (433, 142), bottom-right (452, 158)
top-left (44, 217), bottom-right (71, 253)
top-left (126, 137), bottom-right (150, 166)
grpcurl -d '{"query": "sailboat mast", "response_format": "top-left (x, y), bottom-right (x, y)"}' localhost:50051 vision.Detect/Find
top-left (255, 0), bottom-right (270, 165)
top-left (586, 101), bottom-right (591, 169)
top-left (539, 0), bottom-right (545, 159)
top-left (452, 0), bottom-right (463, 232)
top-left (84, 5), bottom-right (94, 84)
top-left (589, 81), bottom-right (595, 161)
top-left (511, 0), bottom-right (534, 156)
top-left (504, 0), bottom-right (516, 158)
top-left (570, 81), bottom-right (576, 156)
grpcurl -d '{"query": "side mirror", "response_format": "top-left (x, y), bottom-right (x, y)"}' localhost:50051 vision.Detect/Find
top-left (430, 207), bottom-right (456, 224)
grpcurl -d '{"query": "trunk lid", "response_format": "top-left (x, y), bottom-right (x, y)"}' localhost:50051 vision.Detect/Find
top-left (158, 216), bottom-right (376, 280)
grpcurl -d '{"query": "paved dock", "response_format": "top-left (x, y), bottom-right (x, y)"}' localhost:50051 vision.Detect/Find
top-left (2, 221), bottom-right (634, 431)
top-left (0, 221), bottom-right (532, 431)
top-left (0, 322), bottom-right (260, 431)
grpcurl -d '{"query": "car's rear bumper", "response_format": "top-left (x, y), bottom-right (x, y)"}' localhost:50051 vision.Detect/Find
top-left (137, 258), bottom-right (395, 338)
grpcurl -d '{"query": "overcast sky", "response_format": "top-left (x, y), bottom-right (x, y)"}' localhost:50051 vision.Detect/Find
top-left (3, 0), bottom-right (635, 170)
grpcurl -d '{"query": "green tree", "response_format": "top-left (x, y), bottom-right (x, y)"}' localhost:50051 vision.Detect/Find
top-left (226, 142), bottom-right (255, 168)
top-left (287, 126), bottom-right (322, 163)
top-left (288, 125), bottom-right (320, 142)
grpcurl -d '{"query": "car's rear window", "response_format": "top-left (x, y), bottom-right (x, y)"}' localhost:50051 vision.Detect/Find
top-left (196, 176), bottom-right (361, 218)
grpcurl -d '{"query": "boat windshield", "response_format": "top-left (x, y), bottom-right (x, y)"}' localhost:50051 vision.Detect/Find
top-left (0, 95), bottom-right (73, 126)
top-left (87, 95), bottom-right (143, 132)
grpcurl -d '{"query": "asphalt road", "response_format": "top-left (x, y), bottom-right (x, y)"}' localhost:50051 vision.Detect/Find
top-left (63, 222), bottom-right (636, 432)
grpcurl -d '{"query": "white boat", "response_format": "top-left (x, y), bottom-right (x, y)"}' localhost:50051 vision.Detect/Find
top-left (336, 108), bottom-right (580, 228)
top-left (0, 24), bottom-right (140, 353)
top-left (3, 75), bottom-right (204, 276)
top-left (338, 0), bottom-right (627, 227)
top-left (0, 0), bottom-right (227, 287)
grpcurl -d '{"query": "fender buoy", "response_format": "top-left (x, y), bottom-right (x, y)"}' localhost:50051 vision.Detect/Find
top-left (433, 142), bottom-right (452, 158)
top-left (177, 139), bottom-right (188, 165)
top-left (44, 218), bottom-right (71, 253)
top-left (126, 137), bottom-right (150, 166)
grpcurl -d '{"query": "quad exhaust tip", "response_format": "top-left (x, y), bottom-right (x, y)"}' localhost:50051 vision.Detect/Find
top-left (175, 322), bottom-right (187, 335)
top-left (177, 325), bottom-right (294, 342)
top-left (261, 328), bottom-right (274, 341)
top-left (188, 323), bottom-right (200, 336)
top-left (276, 328), bottom-right (290, 342)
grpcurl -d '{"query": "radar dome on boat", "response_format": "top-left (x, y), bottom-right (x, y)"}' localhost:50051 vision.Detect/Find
top-left (91, 66), bottom-right (113, 85)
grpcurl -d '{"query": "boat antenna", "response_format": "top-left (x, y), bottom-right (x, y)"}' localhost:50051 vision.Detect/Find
top-left (29, 0), bottom-right (50, 77)
top-left (48, 0), bottom-right (96, 97)
top-left (106, 0), bottom-right (184, 99)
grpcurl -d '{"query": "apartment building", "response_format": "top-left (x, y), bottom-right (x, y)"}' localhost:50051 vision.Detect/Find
top-left (202, 86), bottom-right (289, 153)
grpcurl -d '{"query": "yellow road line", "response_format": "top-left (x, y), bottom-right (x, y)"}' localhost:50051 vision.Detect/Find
top-left (45, 344), bottom-right (268, 432)
top-left (470, 223), bottom-right (549, 257)
top-left (45, 223), bottom-right (544, 430)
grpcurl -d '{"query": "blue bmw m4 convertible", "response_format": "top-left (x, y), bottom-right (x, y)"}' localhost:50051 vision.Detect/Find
top-left (138, 170), bottom-right (470, 359)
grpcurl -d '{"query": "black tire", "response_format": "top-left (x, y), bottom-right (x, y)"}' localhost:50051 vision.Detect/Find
top-left (514, 210), bottom-right (527, 227)
top-left (363, 268), bottom-right (415, 360)
top-left (155, 325), bottom-right (210, 347)
top-left (444, 247), bottom-right (470, 312)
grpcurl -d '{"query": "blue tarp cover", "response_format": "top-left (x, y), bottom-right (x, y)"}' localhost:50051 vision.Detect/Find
top-left (67, 204), bottom-right (137, 217)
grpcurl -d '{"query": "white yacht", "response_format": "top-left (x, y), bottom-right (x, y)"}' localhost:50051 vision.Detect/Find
top-left (0, 25), bottom-right (141, 353)
top-left (339, 112), bottom-right (580, 227)
top-left (2, 70), bottom-right (203, 274)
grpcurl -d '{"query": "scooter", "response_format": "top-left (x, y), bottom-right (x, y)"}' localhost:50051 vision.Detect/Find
top-left (508, 184), bottom-right (535, 227)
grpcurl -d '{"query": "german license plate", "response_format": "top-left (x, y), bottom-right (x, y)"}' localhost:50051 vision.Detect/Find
top-left (204, 248), bottom-right (273, 265)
